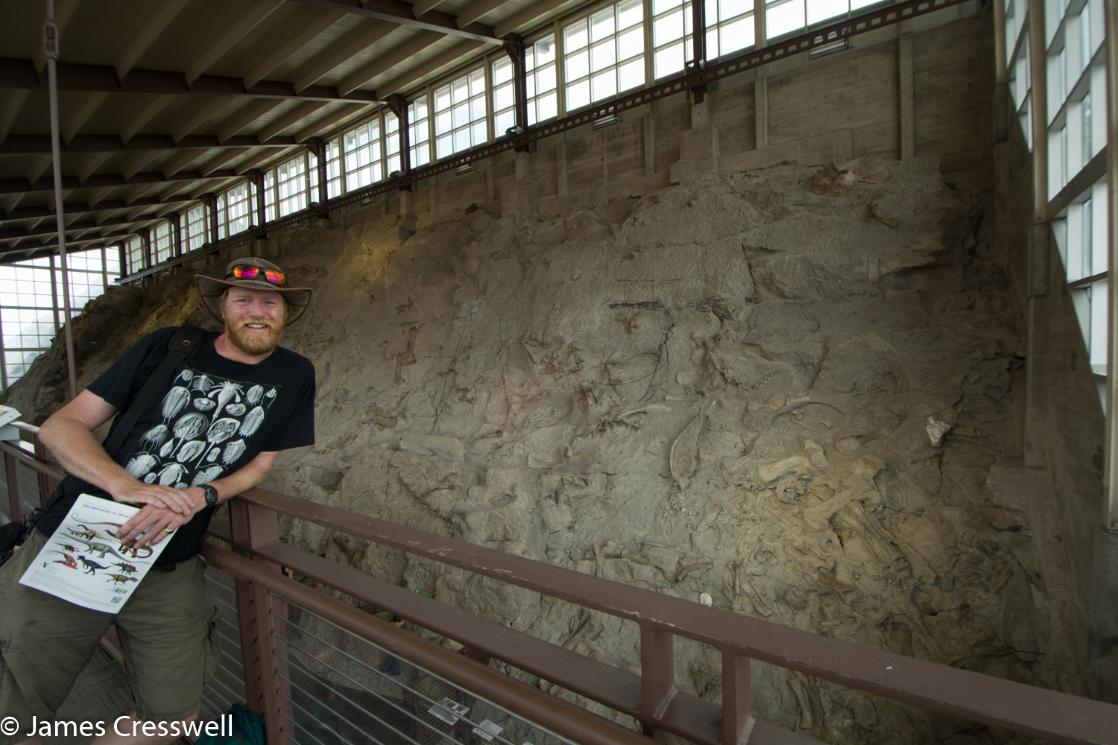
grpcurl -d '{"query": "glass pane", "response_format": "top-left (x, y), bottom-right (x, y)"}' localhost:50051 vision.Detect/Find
top-left (720, 16), bottom-right (754, 54)
top-left (591, 39), bottom-right (617, 71)
top-left (767, 0), bottom-right (805, 38)
top-left (618, 58), bottom-right (644, 91)
top-left (590, 8), bottom-right (616, 41)
top-left (618, 0), bottom-right (644, 29)
top-left (655, 9), bottom-right (685, 44)
top-left (565, 22), bottom-right (588, 51)
top-left (655, 41), bottom-right (686, 78)
top-left (567, 78), bottom-right (590, 110)
top-left (566, 49), bottom-right (590, 80)
top-left (619, 27), bottom-right (645, 59)
top-left (807, 0), bottom-right (848, 25)
top-left (591, 68), bottom-right (617, 101)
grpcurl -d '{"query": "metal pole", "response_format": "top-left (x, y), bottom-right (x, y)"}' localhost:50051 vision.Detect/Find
top-left (44, 0), bottom-right (77, 401)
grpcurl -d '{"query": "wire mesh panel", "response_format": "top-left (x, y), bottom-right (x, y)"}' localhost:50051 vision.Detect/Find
top-left (280, 602), bottom-right (578, 745)
top-left (201, 565), bottom-right (249, 722)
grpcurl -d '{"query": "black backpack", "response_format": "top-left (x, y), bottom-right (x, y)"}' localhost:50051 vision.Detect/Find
top-left (0, 324), bottom-right (205, 564)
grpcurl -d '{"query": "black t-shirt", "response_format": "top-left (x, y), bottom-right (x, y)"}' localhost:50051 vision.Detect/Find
top-left (37, 327), bottom-right (316, 565)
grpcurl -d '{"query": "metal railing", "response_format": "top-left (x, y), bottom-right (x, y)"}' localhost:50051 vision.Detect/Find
top-left (3, 424), bottom-right (1118, 745)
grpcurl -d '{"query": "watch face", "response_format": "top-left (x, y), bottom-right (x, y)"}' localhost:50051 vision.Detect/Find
top-left (204, 485), bottom-right (218, 506)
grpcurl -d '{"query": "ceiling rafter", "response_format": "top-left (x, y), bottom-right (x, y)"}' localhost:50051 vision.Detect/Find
top-left (496, 0), bottom-right (581, 37)
top-left (293, 21), bottom-right (396, 92)
top-left (171, 97), bottom-right (236, 143)
top-left (0, 213), bottom-right (169, 242)
top-left (258, 101), bottom-right (325, 142)
top-left (116, 0), bottom-right (192, 78)
top-left (376, 40), bottom-right (486, 96)
top-left (413, 0), bottom-right (448, 15)
top-left (293, 102), bottom-right (372, 141)
top-left (2, 194), bottom-right (202, 223)
top-left (285, 0), bottom-right (500, 44)
top-left (185, 1), bottom-right (286, 83)
top-left (0, 168), bottom-right (242, 196)
top-left (457, 0), bottom-right (508, 28)
top-left (1, 232), bottom-right (133, 260)
top-left (0, 132), bottom-right (299, 156)
top-left (244, 11), bottom-right (343, 87)
top-left (338, 31), bottom-right (442, 95)
top-left (217, 100), bottom-right (284, 142)
top-left (0, 58), bottom-right (381, 103)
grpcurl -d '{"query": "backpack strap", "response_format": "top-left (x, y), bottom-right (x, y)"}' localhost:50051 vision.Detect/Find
top-left (101, 324), bottom-right (206, 457)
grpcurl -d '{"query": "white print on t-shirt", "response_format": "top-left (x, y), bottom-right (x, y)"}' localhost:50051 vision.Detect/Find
top-left (125, 368), bottom-right (280, 487)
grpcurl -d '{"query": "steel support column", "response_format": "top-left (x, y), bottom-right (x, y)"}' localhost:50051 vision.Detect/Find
top-left (171, 212), bottom-right (183, 258)
top-left (141, 227), bottom-right (152, 272)
top-left (688, 0), bottom-right (707, 102)
top-left (1104, 0), bottom-right (1118, 526)
top-left (308, 139), bottom-right (329, 209)
top-left (388, 94), bottom-right (412, 183)
top-left (206, 191), bottom-right (219, 243)
top-left (503, 35), bottom-right (530, 151)
top-left (250, 171), bottom-right (267, 229)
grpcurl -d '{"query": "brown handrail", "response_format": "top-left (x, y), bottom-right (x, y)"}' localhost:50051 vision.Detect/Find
top-left (235, 486), bottom-right (1118, 745)
top-left (5, 424), bottom-right (1118, 745)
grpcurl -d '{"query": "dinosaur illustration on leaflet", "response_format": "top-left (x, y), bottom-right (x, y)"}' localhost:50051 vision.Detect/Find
top-left (78, 556), bottom-right (108, 575)
top-left (105, 573), bottom-right (138, 585)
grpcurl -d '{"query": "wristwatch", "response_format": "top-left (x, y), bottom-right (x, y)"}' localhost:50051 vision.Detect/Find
top-left (200, 483), bottom-right (220, 507)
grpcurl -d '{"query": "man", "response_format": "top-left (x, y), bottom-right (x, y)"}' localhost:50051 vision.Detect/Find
top-left (0, 257), bottom-right (315, 745)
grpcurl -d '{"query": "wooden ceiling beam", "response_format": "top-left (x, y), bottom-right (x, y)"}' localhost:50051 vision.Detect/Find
top-left (0, 58), bottom-right (381, 103)
top-left (285, 0), bottom-right (500, 44)
top-left (0, 132), bottom-right (298, 155)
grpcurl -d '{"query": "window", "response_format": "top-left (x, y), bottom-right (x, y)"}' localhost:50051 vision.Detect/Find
top-left (126, 236), bottom-right (145, 275)
top-left (0, 248), bottom-right (117, 391)
top-left (151, 222), bottom-right (172, 264)
top-left (184, 205), bottom-right (207, 253)
top-left (708, 0), bottom-right (755, 58)
top-left (491, 56), bottom-right (516, 137)
top-left (275, 155), bottom-right (308, 217)
top-left (264, 171), bottom-right (277, 222)
top-left (385, 111), bottom-right (402, 175)
top-left (326, 137), bottom-right (344, 197)
top-left (409, 97), bottom-right (431, 168)
top-left (526, 35), bottom-right (558, 124)
top-left (434, 67), bottom-right (487, 159)
top-left (224, 182), bottom-right (253, 236)
top-left (766, 0), bottom-right (876, 42)
top-left (652, 0), bottom-right (695, 79)
top-left (344, 119), bottom-right (383, 191)
top-left (563, 0), bottom-right (645, 112)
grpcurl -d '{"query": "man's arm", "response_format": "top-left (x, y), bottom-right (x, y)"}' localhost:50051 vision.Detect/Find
top-left (38, 389), bottom-right (194, 515)
top-left (117, 450), bottom-right (281, 547)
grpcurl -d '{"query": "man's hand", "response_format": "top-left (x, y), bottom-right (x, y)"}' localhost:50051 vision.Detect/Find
top-left (117, 488), bottom-right (206, 548)
top-left (110, 481), bottom-right (196, 515)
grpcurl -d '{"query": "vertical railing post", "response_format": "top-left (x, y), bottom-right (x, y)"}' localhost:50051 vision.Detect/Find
top-left (31, 433), bottom-right (54, 504)
top-left (639, 623), bottom-right (675, 737)
top-left (228, 499), bottom-right (292, 744)
top-left (722, 650), bottom-right (754, 744)
top-left (4, 451), bottom-right (21, 523)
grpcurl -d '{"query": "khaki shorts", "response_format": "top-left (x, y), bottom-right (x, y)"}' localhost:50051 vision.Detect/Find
top-left (0, 529), bottom-right (219, 743)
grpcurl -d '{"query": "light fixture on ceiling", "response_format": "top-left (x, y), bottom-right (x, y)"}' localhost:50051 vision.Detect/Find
top-left (456, 163), bottom-right (474, 175)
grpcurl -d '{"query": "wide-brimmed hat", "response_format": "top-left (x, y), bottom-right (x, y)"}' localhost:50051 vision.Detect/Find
top-left (196, 257), bottom-right (312, 324)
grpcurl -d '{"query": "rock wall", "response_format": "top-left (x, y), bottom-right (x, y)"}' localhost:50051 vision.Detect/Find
top-left (8, 156), bottom-right (1057, 744)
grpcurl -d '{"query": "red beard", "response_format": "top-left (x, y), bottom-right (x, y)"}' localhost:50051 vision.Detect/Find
top-left (225, 319), bottom-right (283, 355)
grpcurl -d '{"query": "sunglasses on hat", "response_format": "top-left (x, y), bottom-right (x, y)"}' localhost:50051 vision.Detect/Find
top-left (227, 264), bottom-right (287, 287)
